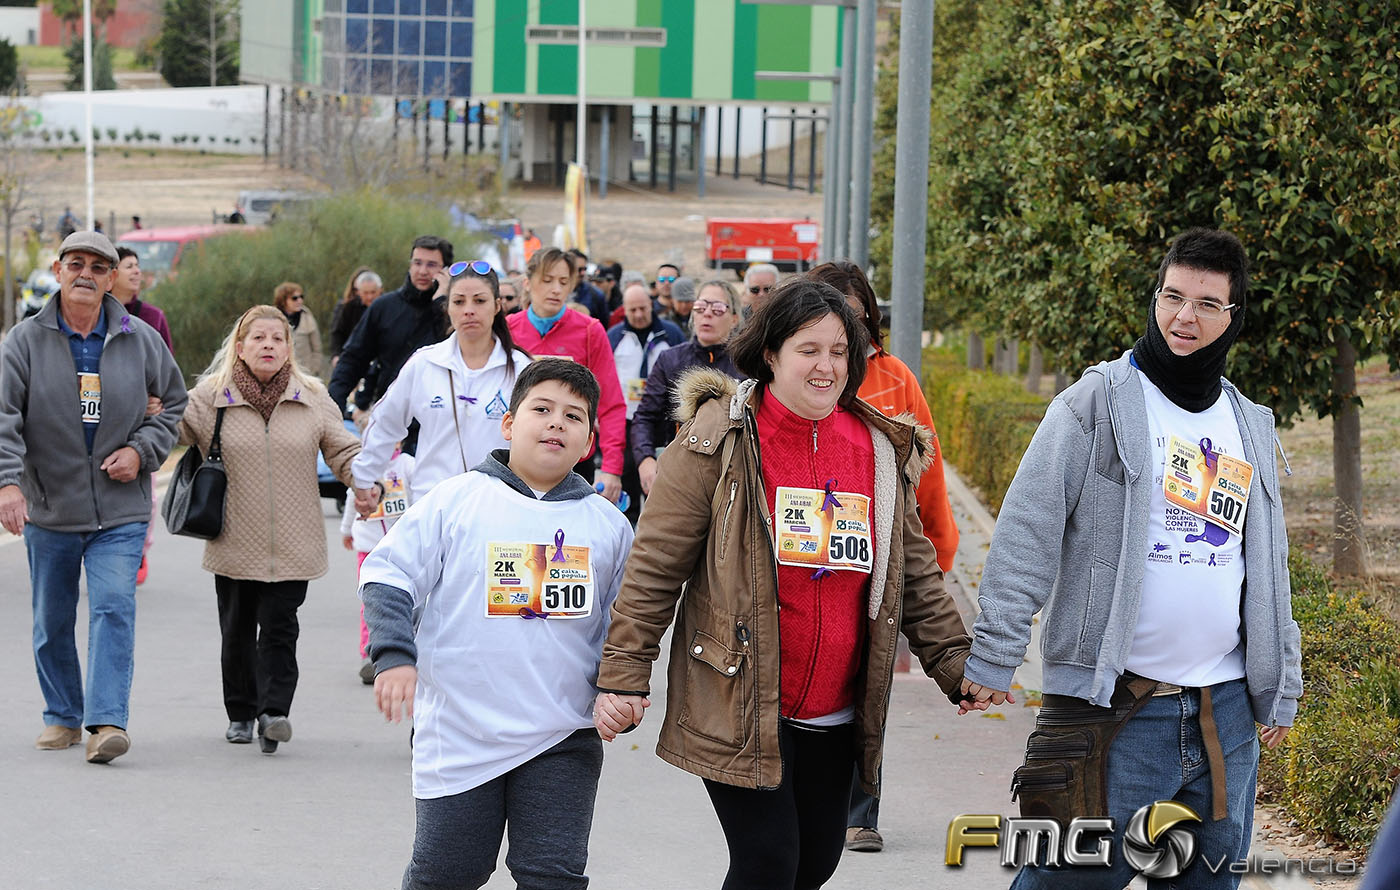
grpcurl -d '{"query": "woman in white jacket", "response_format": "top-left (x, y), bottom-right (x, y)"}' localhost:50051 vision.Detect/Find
top-left (353, 261), bottom-right (531, 508)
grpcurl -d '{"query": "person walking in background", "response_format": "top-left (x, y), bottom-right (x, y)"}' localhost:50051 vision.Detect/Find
top-left (662, 276), bottom-right (696, 335)
top-left (274, 282), bottom-right (324, 379)
top-left (329, 236), bottom-right (453, 441)
top-left (340, 445), bottom-right (414, 684)
top-left (606, 281), bottom-right (684, 522)
top-left (351, 260), bottom-right (530, 514)
top-left (594, 280), bottom-right (987, 890)
top-left (0, 231), bottom-right (187, 764)
top-left (178, 306), bottom-right (360, 754)
top-left (630, 279), bottom-right (741, 499)
top-left (329, 267), bottom-right (383, 367)
top-left (807, 260), bottom-right (960, 853)
top-left (498, 275), bottom-right (523, 315)
top-left (742, 263), bottom-right (780, 321)
top-left (506, 247), bottom-right (627, 504)
top-left (111, 245), bottom-right (174, 587)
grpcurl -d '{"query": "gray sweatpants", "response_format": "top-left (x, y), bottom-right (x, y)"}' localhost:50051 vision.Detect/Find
top-left (402, 728), bottom-right (604, 890)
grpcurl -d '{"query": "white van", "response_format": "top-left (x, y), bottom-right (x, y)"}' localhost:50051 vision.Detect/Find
top-left (236, 189), bottom-right (319, 226)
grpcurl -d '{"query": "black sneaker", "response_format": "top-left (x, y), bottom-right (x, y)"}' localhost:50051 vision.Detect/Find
top-left (359, 659), bottom-right (375, 685)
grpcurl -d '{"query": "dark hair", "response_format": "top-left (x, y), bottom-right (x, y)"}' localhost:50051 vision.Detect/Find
top-left (657, 262), bottom-right (680, 276)
top-left (807, 261), bottom-right (882, 349)
top-left (568, 248), bottom-right (588, 262)
top-left (729, 278), bottom-right (868, 409)
top-left (116, 246), bottom-right (138, 263)
top-left (526, 247), bottom-right (577, 289)
top-left (1155, 228), bottom-right (1249, 311)
top-left (508, 358), bottom-right (600, 432)
top-left (448, 263), bottom-right (523, 377)
top-left (411, 234), bottom-right (454, 268)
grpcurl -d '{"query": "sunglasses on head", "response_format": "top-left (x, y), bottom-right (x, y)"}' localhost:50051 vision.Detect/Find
top-left (448, 260), bottom-right (494, 276)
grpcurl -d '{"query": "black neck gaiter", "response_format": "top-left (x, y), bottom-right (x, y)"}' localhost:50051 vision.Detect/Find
top-left (1130, 295), bottom-right (1244, 413)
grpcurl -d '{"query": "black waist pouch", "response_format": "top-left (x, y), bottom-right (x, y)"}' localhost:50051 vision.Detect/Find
top-left (1010, 676), bottom-right (1157, 824)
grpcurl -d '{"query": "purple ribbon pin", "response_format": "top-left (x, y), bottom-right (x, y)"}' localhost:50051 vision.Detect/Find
top-left (820, 479), bottom-right (842, 514)
top-left (119, 316), bottom-right (132, 334)
top-left (811, 567), bottom-right (835, 580)
top-left (1198, 437), bottom-right (1219, 471)
top-left (293, 389), bottom-right (301, 401)
top-left (458, 395), bottom-right (477, 404)
top-left (223, 387), bottom-right (234, 405)
top-left (551, 528), bottom-right (567, 562)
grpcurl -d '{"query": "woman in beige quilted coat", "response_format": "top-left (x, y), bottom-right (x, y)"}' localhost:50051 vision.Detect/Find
top-left (179, 305), bottom-right (359, 753)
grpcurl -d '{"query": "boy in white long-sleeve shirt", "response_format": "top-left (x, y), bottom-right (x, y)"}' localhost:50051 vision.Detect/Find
top-left (360, 359), bottom-right (634, 890)
top-left (340, 446), bottom-right (414, 683)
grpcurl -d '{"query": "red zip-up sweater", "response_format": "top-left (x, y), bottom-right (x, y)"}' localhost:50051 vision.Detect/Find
top-left (755, 388), bottom-right (875, 720)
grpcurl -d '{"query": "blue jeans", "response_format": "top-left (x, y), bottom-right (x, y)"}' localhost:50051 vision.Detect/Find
top-left (1012, 678), bottom-right (1259, 890)
top-left (26, 522), bottom-right (146, 731)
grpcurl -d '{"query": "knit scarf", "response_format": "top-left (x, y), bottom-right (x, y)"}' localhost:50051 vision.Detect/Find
top-left (233, 359), bottom-right (291, 422)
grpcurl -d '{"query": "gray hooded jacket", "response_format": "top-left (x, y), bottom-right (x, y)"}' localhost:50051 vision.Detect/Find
top-left (962, 352), bottom-right (1301, 727)
top-left (0, 294), bottom-right (187, 532)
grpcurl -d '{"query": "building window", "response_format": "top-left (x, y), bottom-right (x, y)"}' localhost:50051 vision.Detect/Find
top-left (450, 62), bottom-right (470, 98)
top-left (399, 0), bottom-right (421, 13)
top-left (424, 21), bottom-right (447, 56)
top-left (398, 19), bottom-right (421, 55)
top-left (425, 0), bottom-right (447, 15)
top-left (423, 60), bottom-right (446, 94)
top-left (345, 57), bottom-right (368, 93)
top-left (373, 0), bottom-right (395, 14)
top-left (372, 18), bottom-right (394, 54)
top-left (371, 58), bottom-right (395, 94)
top-left (450, 20), bottom-right (471, 57)
top-left (451, 0), bottom-right (472, 16)
top-left (346, 17), bottom-right (368, 53)
top-left (347, 0), bottom-right (368, 13)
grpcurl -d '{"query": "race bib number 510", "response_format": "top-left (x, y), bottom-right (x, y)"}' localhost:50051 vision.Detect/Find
top-left (484, 537), bottom-right (594, 619)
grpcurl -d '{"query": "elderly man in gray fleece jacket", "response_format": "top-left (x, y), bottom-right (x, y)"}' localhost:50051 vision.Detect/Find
top-left (0, 231), bottom-right (187, 765)
top-left (961, 229), bottom-right (1300, 890)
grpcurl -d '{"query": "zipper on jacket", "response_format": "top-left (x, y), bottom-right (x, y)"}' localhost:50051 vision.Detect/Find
top-left (263, 420), bottom-right (277, 578)
top-left (811, 421), bottom-right (818, 453)
top-left (88, 453), bottom-right (103, 530)
top-left (719, 480), bottom-right (738, 556)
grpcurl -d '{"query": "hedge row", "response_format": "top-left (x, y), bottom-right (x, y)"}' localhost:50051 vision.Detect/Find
top-left (919, 347), bottom-right (1047, 513)
top-left (918, 345), bottom-right (1400, 848)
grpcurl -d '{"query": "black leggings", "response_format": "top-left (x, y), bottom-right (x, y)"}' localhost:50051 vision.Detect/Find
top-left (703, 721), bottom-right (856, 890)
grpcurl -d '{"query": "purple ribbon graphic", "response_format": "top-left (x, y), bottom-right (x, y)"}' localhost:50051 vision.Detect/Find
top-left (1198, 437), bottom-right (1219, 471)
top-left (458, 395), bottom-right (477, 404)
top-left (551, 528), bottom-right (566, 562)
top-left (820, 479), bottom-right (842, 514)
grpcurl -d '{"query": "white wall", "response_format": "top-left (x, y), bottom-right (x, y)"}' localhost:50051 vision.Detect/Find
top-left (17, 86), bottom-right (281, 154)
top-left (0, 8), bottom-right (39, 46)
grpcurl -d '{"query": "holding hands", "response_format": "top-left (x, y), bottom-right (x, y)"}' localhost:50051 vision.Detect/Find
top-left (594, 692), bottom-right (650, 741)
top-left (958, 677), bottom-right (1014, 716)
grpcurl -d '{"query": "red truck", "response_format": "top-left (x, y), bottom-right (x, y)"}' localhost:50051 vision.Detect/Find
top-left (705, 217), bottom-right (821, 275)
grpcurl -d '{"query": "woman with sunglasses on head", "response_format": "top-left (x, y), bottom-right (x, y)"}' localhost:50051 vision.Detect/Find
top-left (351, 261), bottom-right (531, 516)
top-left (274, 281), bottom-right (324, 378)
top-left (630, 279), bottom-right (742, 499)
top-left (506, 247), bottom-right (629, 504)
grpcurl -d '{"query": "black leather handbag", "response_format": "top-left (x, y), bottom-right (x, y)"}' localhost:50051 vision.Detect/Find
top-left (162, 407), bottom-right (227, 539)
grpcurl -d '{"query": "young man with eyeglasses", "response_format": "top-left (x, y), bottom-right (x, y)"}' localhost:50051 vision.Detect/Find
top-left (329, 235), bottom-right (454, 442)
top-left (0, 231), bottom-right (188, 763)
top-left (961, 229), bottom-right (1300, 889)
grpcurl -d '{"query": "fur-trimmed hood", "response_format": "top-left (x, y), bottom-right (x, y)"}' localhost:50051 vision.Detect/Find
top-left (672, 366), bottom-right (934, 479)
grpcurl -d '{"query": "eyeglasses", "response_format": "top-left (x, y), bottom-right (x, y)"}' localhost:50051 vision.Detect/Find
top-left (288, 293), bottom-right (305, 302)
top-left (448, 260), bottom-right (494, 276)
top-left (748, 284), bottom-right (774, 296)
top-left (64, 259), bottom-right (112, 277)
top-left (1154, 289), bottom-right (1236, 321)
top-left (656, 275), bottom-right (677, 284)
top-left (692, 301), bottom-right (731, 317)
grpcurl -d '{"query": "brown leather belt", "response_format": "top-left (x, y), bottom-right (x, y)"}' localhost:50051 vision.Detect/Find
top-left (1141, 680), bottom-right (1229, 821)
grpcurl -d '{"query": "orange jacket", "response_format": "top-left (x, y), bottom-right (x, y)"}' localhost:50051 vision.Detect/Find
top-left (857, 349), bottom-right (959, 573)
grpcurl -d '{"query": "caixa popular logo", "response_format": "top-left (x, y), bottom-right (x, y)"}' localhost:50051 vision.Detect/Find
top-left (946, 801), bottom-right (1202, 879)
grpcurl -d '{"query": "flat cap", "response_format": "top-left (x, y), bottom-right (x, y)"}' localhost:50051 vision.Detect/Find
top-left (58, 230), bottom-right (119, 265)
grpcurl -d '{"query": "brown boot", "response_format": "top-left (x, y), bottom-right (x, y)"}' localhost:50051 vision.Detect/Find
top-left (35, 725), bottom-right (83, 750)
top-left (86, 726), bottom-right (131, 763)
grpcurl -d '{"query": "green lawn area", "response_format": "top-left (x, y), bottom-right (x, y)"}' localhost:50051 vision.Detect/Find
top-left (18, 43), bottom-right (144, 72)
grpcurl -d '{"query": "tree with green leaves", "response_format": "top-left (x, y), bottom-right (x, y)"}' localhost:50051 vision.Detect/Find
top-left (157, 0), bottom-right (239, 88)
top-left (63, 35), bottom-right (116, 91)
top-left (872, 0), bottom-right (1400, 576)
top-left (0, 37), bottom-right (18, 94)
